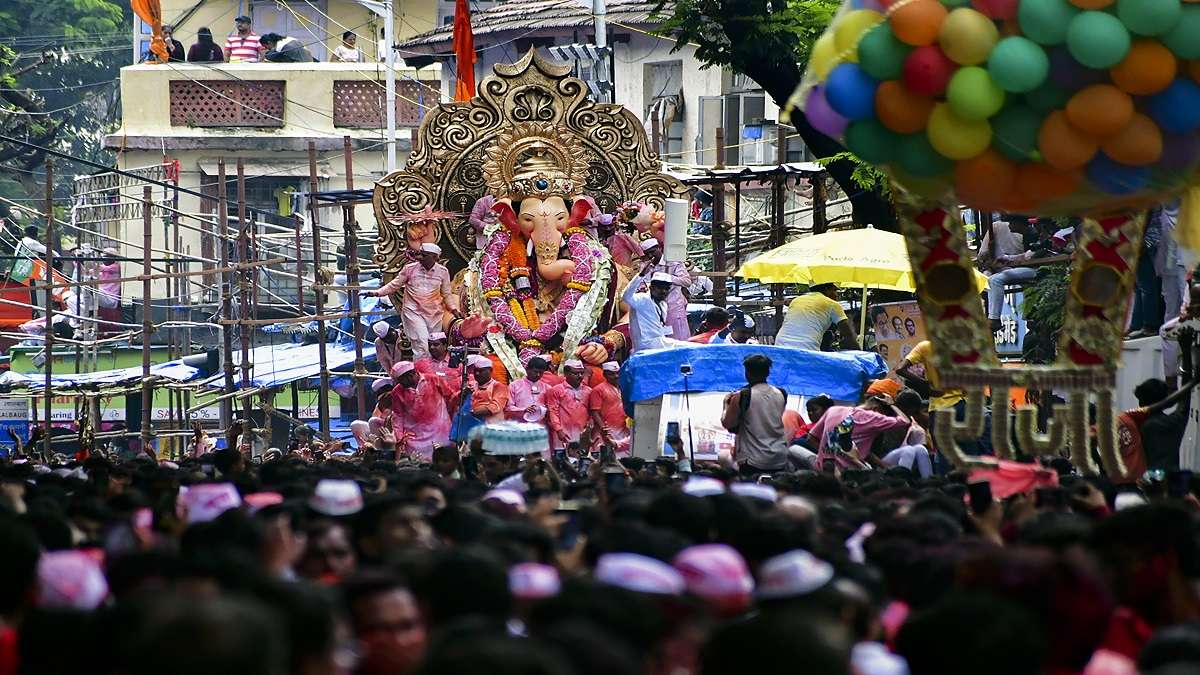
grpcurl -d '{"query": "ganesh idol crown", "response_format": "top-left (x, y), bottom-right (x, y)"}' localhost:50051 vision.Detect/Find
top-left (372, 49), bottom-right (687, 378)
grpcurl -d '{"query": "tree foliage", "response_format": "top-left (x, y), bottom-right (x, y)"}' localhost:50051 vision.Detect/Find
top-left (653, 0), bottom-right (897, 229)
top-left (0, 0), bottom-right (129, 208)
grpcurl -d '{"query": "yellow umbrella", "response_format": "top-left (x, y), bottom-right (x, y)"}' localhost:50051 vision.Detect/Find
top-left (737, 226), bottom-right (988, 345)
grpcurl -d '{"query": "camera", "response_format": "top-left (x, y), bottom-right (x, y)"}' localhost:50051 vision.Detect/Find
top-left (447, 346), bottom-right (466, 369)
top-left (679, 364), bottom-right (693, 376)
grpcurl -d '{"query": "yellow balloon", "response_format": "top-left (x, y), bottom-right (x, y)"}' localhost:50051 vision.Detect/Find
top-left (834, 9), bottom-right (885, 63)
top-left (938, 8), bottom-right (999, 65)
top-left (810, 33), bottom-right (839, 77)
top-left (927, 103), bottom-right (992, 160)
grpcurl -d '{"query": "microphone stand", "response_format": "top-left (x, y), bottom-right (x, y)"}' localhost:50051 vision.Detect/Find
top-left (681, 368), bottom-right (695, 468)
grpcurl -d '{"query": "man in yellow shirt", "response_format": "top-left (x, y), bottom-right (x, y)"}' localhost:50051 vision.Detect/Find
top-left (896, 340), bottom-right (991, 463)
top-left (774, 283), bottom-right (858, 351)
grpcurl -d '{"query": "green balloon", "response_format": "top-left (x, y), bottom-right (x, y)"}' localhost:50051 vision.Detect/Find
top-left (1066, 12), bottom-right (1131, 68)
top-left (947, 67), bottom-right (1006, 120)
top-left (857, 24), bottom-right (911, 81)
top-left (988, 37), bottom-right (1050, 93)
top-left (991, 104), bottom-right (1043, 161)
top-left (1023, 80), bottom-right (1070, 111)
top-left (1163, 6), bottom-right (1200, 59)
top-left (898, 134), bottom-right (953, 177)
top-left (1117, 0), bottom-right (1181, 36)
top-left (1018, 0), bottom-right (1078, 45)
top-left (845, 120), bottom-right (900, 165)
top-left (939, 0), bottom-right (971, 7)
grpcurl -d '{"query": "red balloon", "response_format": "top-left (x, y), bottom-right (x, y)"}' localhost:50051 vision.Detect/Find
top-left (903, 46), bottom-right (959, 96)
top-left (972, 0), bottom-right (1019, 19)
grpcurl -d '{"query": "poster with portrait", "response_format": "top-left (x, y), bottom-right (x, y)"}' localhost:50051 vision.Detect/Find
top-left (869, 301), bottom-right (925, 372)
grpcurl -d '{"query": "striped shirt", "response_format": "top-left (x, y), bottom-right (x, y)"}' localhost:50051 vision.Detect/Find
top-left (223, 32), bottom-right (263, 62)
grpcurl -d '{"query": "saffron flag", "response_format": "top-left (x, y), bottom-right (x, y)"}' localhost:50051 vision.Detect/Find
top-left (130, 0), bottom-right (170, 63)
top-left (452, 0), bottom-right (476, 101)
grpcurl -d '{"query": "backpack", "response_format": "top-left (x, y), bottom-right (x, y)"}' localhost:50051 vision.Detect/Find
top-left (732, 383), bottom-right (787, 432)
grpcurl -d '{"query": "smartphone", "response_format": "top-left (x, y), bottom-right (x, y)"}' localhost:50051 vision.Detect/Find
top-left (600, 445), bottom-right (615, 465)
top-left (967, 480), bottom-right (993, 515)
top-left (557, 510), bottom-right (581, 550)
top-left (553, 447), bottom-right (567, 464)
top-left (1168, 469), bottom-right (1193, 498)
top-left (577, 456), bottom-right (593, 475)
top-left (604, 470), bottom-right (628, 495)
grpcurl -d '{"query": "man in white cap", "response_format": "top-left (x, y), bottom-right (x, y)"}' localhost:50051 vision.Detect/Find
top-left (388, 360), bottom-right (455, 459)
top-left (460, 354), bottom-right (507, 424)
top-left (372, 242), bottom-right (459, 359)
top-left (544, 359), bottom-right (592, 453)
top-left (638, 238), bottom-right (691, 339)
top-left (505, 355), bottom-right (552, 422)
top-left (414, 331), bottom-right (455, 377)
top-left (372, 321), bottom-right (402, 374)
top-left (588, 361), bottom-right (629, 454)
top-left (622, 261), bottom-right (686, 353)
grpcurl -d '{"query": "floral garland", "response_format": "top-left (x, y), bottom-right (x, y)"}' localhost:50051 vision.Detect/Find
top-left (478, 214), bottom-right (600, 369)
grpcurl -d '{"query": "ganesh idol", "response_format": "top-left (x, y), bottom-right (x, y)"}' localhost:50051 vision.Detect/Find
top-left (462, 122), bottom-right (615, 377)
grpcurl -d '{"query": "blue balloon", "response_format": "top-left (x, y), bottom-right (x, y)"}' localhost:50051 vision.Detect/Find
top-left (1148, 78), bottom-right (1200, 134)
top-left (825, 63), bottom-right (879, 121)
top-left (1086, 153), bottom-right (1151, 194)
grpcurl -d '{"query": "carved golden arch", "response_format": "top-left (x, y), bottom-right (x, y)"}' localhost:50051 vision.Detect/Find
top-left (373, 48), bottom-right (688, 270)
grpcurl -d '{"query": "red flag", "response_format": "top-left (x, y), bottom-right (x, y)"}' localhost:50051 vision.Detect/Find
top-left (452, 0), bottom-right (476, 101)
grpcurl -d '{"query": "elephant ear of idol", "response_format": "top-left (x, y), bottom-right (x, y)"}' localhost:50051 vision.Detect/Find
top-left (790, 0), bottom-right (1200, 217)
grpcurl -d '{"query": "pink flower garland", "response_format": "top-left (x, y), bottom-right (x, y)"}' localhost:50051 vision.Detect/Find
top-left (478, 223), bottom-right (593, 365)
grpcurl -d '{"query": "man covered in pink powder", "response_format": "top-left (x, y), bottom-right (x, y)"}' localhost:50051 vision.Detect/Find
top-left (545, 359), bottom-right (592, 453)
top-left (505, 356), bottom-right (552, 423)
top-left (588, 361), bottom-right (629, 455)
top-left (388, 360), bottom-right (455, 459)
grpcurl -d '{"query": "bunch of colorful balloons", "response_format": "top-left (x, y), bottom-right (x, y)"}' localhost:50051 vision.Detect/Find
top-left (798, 0), bottom-right (1200, 214)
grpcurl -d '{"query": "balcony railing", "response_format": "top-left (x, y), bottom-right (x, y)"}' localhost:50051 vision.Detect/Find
top-left (111, 62), bottom-right (443, 142)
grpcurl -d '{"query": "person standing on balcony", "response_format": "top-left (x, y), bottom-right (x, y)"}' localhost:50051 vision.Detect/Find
top-left (187, 28), bottom-right (224, 63)
top-left (261, 33), bottom-right (315, 63)
top-left (161, 25), bottom-right (185, 62)
top-left (224, 15), bottom-right (264, 63)
top-left (333, 31), bottom-right (362, 62)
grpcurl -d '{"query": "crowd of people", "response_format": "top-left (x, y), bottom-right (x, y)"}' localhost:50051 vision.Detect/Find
top-left (4, 371), bottom-right (1200, 675)
top-left (156, 16), bottom-right (376, 64)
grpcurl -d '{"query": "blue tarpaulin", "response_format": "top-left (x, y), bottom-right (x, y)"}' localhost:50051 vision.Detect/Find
top-left (0, 361), bottom-right (200, 389)
top-left (618, 344), bottom-right (887, 415)
top-left (198, 341), bottom-right (377, 390)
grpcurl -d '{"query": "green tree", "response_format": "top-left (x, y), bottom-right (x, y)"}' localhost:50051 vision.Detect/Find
top-left (654, 0), bottom-right (897, 228)
top-left (0, 0), bottom-right (129, 208)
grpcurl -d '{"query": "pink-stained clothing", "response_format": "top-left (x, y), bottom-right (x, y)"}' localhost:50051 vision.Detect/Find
top-left (506, 377), bottom-right (551, 421)
top-left (588, 381), bottom-right (629, 454)
top-left (467, 379), bottom-right (509, 424)
top-left (415, 355), bottom-right (460, 381)
top-left (608, 232), bottom-right (642, 268)
top-left (98, 262), bottom-right (121, 297)
top-left (378, 261), bottom-right (454, 360)
top-left (808, 405), bottom-right (911, 469)
top-left (375, 337), bottom-right (402, 375)
top-left (545, 382), bottom-right (592, 450)
top-left (647, 260), bottom-right (691, 339)
top-left (390, 373), bottom-right (455, 459)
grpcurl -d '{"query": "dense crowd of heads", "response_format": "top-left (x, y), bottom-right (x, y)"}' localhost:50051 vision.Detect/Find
top-left (0, 447), bottom-right (1199, 675)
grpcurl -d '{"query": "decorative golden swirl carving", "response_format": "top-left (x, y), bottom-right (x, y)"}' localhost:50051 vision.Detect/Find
top-left (373, 48), bottom-right (687, 269)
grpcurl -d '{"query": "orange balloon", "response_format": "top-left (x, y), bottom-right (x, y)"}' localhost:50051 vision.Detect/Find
top-left (954, 150), bottom-right (1017, 206)
top-left (890, 0), bottom-right (948, 46)
top-left (875, 81), bottom-right (935, 133)
top-left (1014, 162), bottom-right (1082, 201)
top-left (1065, 85), bottom-right (1134, 137)
top-left (1069, 0), bottom-right (1112, 9)
top-left (1110, 41), bottom-right (1177, 95)
top-left (1101, 114), bottom-right (1164, 166)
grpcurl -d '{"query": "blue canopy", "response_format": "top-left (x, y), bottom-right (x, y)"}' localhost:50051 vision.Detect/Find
top-left (618, 344), bottom-right (887, 415)
top-left (199, 341), bottom-right (377, 390)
